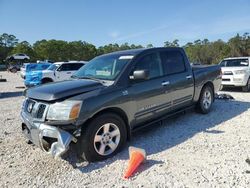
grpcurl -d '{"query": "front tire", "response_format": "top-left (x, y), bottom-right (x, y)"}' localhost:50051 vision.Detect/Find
top-left (77, 113), bottom-right (127, 162)
top-left (196, 85), bottom-right (214, 114)
top-left (10, 67), bottom-right (17, 73)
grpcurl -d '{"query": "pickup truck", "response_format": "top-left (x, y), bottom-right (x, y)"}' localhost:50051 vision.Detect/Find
top-left (219, 57), bottom-right (250, 91)
top-left (21, 47), bottom-right (221, 162)
top-left (25, 61), bottom-right (86, 87)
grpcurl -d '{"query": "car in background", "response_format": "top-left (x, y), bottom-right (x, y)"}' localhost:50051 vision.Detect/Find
top-left (20, 63), bottom-right (51, 79)
top-left (36, 60), bottom-right (54, 64)
top-left (220, 57), bottom-right (250, 91)
top-left (25, 61), bottom-right (86, 87)
top-left (7, 53), bottom-right (30, 61)
top-left (7, 63), bottom-right (22, 73)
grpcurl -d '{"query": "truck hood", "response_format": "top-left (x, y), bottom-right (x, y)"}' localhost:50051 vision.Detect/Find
top-left (26, 79), bottom-right (104, 101)
top-left (41, 69), bottom-right (54, 75)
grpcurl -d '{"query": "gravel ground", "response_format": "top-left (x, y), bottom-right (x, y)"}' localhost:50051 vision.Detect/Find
top-left (0, 71), bottom-right (249, 188)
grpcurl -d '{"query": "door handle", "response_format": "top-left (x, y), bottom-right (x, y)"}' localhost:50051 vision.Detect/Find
top-left (66, 72), bottom-right (71, 74)
top-left (162, 81), bottom-right (170, 86)
top-left (186, 75), bottom-right (192, 79)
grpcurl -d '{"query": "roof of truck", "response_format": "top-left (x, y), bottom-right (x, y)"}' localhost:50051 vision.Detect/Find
top-left (100, 47), bottom-right (183, 57)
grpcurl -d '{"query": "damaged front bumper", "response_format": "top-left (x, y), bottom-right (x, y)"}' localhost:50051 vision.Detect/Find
top-left (21, 111), bottom-right (77, 157)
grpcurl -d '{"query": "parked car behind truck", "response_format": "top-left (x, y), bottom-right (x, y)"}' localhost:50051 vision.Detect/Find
top-left (25, 61), bottom-right (86, 87)
top-left (21, 47), bottom-right (221, 162)
top-left (21, 63), bottom-right (51, 79)
top-left (220, 57), bottom-right (250, 91)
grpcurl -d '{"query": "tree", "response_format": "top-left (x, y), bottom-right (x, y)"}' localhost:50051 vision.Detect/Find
top-left (164, 39), bottom-right (179, 47)
top-left (1, 32), bottom-right (249, 65)
top-left (146, 44), bottom-right (154, 48)
top-left (33, 40), bottom-right (69, 61)
top-left (0, 33), bottom-right (18, 47)
top-left (0, 33), bottom-right (19, 62)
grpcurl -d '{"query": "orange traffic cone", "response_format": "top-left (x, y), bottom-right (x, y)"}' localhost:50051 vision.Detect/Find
top-left (123, 146), bottom-right (146, 179)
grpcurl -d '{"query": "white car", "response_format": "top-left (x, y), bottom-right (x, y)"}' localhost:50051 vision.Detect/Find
top-left (220, 57), bottom-right (250, 91)
top-left (7, 53), bottom-right (30, 61)
top-left (25, 61), bottom-right (87, 87)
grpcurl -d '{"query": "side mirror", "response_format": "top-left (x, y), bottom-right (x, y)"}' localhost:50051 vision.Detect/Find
top-left (131, 70), bottom-right (149, 80)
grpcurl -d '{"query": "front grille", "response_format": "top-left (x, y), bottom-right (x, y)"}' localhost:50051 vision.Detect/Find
top-left (24, 99), bottom-right (48, 120)
top-left (222, 78), bottom-right (230, 81)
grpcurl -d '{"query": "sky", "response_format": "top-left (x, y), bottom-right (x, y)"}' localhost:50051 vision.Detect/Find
top-left (0, 0), bottom-right (250, 47)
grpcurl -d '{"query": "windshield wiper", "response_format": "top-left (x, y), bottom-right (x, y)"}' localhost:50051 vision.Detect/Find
top-left (77, 76), bottom-right (106, 83)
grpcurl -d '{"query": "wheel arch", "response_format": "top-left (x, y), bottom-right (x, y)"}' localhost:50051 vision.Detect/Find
top-left (81, 107), bottom-right (131, 140)
top-left (41, 77), bottom-right (53, 83)
top-left (201, 81), bottom-right (215, 101)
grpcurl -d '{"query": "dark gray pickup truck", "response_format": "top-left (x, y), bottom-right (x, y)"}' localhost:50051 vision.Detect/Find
top-left (21, 47), bottom-right (221, 161)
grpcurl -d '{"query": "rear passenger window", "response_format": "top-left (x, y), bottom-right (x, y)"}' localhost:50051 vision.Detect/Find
top-left (134, 53), bottom-right (163, 79)
top-left (58, 63), bottom-right (84, 71)
top-left (160, 51), bottom-right (186, 75)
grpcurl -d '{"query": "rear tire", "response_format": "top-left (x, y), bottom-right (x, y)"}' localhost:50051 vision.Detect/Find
top-left (196, 85), bottom-right (214, 114)
top-left (77, 113), bottom-right (127, 162)
top-left (11, 67), bottom-right (17, 73)
top-left (242, 78), bottom-right (250, 92)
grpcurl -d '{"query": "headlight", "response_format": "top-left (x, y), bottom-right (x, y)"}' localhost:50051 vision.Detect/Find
top-left (234, 70), bottom-right (246, 74)
top-left (47, 100), bottom-right (82, 121)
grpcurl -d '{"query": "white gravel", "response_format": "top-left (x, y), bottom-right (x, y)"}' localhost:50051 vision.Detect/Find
top-left (0, 71), bottom-right (249, 187)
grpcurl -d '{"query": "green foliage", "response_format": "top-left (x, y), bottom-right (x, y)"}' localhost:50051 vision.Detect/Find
top-left (183, 33), bottom-right (250, 64)
top-left (0, 32), bottom-right (249, 64)
top-left (164, 39), bottom-right (179, 47)
top-left (11, 41), bottom-right (35, 61)
top-left (146, 44), bottom-right (154, 48)
top-left (0, 33), bottom-right (19, 63)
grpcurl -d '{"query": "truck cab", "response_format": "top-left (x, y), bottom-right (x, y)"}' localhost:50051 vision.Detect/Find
top-left (220, 57), bottom-right (250, 91)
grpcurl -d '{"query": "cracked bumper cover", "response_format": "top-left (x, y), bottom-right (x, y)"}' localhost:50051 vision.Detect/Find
top-left (21, 111), bottom-right (77, 157)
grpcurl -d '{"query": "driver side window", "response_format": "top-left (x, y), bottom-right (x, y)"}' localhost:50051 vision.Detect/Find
top-left (134, 52), bottom-right (163, 79)
top-left (58, 64), bottom-right (69, 71)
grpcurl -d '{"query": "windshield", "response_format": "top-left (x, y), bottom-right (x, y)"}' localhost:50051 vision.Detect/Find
top-left (47, 64), bottom-right (60, 71)
top-left (73, 54), bottom-right (133, 80)
top-left (220, 59), bottom-right (249, 67)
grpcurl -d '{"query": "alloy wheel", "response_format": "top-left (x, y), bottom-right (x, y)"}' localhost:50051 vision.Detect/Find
top-left (93, 123), bottom-right (121, 156)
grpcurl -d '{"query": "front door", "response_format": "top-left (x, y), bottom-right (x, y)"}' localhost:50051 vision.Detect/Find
top-left (128, 52), bottom-right (172, 125)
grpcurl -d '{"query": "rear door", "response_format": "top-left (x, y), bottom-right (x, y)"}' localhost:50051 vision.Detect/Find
top-left (128, 52), bottom-right (172, 125)
top-left (159, 49), bottom-right (194, 110)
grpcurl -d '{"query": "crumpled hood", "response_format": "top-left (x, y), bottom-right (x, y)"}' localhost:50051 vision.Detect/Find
top-left (26, 79), bottom-right (104, 101)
